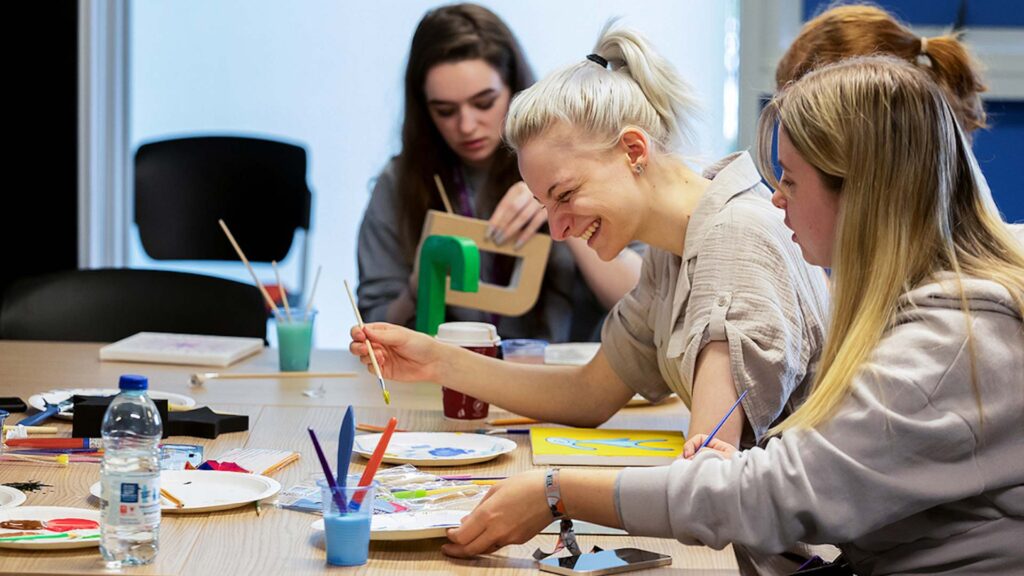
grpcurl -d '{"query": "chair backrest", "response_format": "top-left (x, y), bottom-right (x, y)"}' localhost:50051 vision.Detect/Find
top-left (0, 269), bottom-right (267, 342)
top-left (134, 136), bottom-right (312, 262)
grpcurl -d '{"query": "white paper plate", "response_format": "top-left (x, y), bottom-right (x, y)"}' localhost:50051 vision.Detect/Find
top-left (0, 506), bottom-right (100, 550)
top-left (353, 432), bottom-right (516, 467)
top-left (90, 470), bottom-right (280, 514)
top-left (28, 388), bottom-right (196, 420)
top-left (0, 486), bottom-right (26, 509)
top-left (311, 509), bottom-right (469, 541)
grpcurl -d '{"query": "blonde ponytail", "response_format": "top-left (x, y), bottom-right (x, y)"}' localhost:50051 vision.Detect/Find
top-left (505, 21), bottom-right (699, 153)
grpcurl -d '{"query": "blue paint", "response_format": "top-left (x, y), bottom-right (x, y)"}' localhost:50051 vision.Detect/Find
top-left (324, 513), bottom-right (371, 566)
top-left (428, 447), bottom-right (471, 457)
top-left (546, 437), bottom-right (673, 452)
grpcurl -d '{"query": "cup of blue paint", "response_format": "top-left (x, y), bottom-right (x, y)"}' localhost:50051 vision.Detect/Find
top-left (318, 479), bottom-right (376, 566)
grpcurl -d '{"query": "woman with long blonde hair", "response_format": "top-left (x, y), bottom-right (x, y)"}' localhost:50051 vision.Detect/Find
top-left (436, 56), bottom-right (1024, 575)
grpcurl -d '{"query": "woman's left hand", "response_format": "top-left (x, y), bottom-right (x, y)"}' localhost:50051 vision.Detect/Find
top-left (487, 182), bottom-right (547, 249)
top-left (443, 470), bottom-right (552, 557)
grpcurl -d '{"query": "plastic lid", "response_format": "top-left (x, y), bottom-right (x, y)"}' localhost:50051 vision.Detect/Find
top-left (435, 322), bottom-right (501, 347)
top-left (118, 374), bottom-right (149, 391)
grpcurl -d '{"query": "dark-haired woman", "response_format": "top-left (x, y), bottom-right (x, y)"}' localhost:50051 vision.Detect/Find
top-left (356, 3), bottom-right (641, 342)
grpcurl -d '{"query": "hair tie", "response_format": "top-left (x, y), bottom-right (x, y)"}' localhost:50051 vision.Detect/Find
top-left (920, 36), bottom-right (929, 55)
top-left (586, 53), bottom-right (609, 69)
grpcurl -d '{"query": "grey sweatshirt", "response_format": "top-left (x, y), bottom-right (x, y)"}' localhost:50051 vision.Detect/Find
top-left (617, 275), bottom-right (1024, 575)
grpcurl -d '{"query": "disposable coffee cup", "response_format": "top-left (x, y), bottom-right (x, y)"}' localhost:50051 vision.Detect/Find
top-left (435, 322), bottom-right (500, 420)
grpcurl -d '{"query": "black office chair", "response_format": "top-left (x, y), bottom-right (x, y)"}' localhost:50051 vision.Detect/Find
top-left (0, 269), bottom-right (267, 342)
top-left (134, 135), bottom-right (313, 304)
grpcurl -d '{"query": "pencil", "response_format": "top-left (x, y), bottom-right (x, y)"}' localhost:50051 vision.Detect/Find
top-left (486, 417), bottom-right (541, 426)
top-left (160, 488), bottom-right (185, 508)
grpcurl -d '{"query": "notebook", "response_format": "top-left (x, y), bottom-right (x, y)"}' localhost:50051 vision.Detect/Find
top-left (99, 332), bottom-right (264, 367)
top-left (530, 427), bottom-right (685, 466)
top-left (213, 448), bottom-right (300, 476)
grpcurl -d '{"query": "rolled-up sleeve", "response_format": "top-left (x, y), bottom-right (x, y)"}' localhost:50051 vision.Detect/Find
top-left (678, 203), bottom-right (817, 441)
top-left (601, 249), bottom-right (671, 402)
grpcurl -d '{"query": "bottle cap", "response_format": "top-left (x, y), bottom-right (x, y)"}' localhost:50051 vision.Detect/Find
top-left (118, 374), bottom-right (148, 391)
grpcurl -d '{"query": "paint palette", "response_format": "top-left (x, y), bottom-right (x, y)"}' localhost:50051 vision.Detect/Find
top-left (28, 388), bottom-right (196, 420)
top-left (353, 432), bottom-right (517, 467)
top-left (89, 470), bottom-right (280, 514)
top-left (0, 486), bottom-right (26, 509)
top-left (311, 509), bottom-right (470, 541)
top-left (0, 506), bottom-right (101, 550)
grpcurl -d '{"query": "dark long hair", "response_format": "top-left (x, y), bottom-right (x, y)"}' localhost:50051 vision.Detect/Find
top-left (395, 3), bottom-right (534, 260)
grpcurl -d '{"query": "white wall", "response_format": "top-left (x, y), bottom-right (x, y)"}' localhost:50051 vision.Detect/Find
top-left (130, 0), bottom-right (736, 348)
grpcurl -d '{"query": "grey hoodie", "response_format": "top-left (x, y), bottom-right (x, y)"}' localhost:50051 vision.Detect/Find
top-left (617, 275), bottom-right (1024, 575)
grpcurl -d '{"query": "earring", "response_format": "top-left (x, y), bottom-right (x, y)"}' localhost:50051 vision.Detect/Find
top-left (634, 164), bottom-right (645, 176)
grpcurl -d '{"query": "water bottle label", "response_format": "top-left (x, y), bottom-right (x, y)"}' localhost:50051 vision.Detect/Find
top-left (107, 477), bottom-right (161, 526)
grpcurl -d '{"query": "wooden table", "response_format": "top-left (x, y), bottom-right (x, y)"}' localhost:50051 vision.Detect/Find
top-left (0, 341), bottom-right (738, 575)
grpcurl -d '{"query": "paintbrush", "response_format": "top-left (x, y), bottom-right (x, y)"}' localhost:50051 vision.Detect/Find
top-left (695, 389), bottom-right (750, 455)
top-left (352, 416), bottom-right (397, 509)
top-left (344, 280), bottom-right (390, 404)
top-left (160, 487), bottom-right (185, 508)
top-left (307, 427), bottom-right (346, 512)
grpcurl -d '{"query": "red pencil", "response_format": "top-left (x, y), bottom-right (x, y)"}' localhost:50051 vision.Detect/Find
top-left (352, 417), bottom-right (398, 508)
top-left (5, 438), bottom-right (101, 449)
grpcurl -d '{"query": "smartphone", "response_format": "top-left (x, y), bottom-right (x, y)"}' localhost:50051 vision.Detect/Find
top-left (537, 548), bottom-right (672, 575)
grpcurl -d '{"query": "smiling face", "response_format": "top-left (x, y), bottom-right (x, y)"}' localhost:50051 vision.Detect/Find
top-left (772, 126), bottom-right (841, 267)
top-left (423, 59), bottom-right (511, 168)
top-left (517, 125), bottom-right (642, 261)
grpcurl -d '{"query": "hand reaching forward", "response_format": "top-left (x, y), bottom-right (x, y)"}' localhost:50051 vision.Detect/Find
top-left (443, 470), bottom-right (552, 558)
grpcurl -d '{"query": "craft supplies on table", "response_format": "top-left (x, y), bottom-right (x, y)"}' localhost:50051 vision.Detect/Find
top-left (284, 465), bottom-right (490, 541)
top-left (207, 448), bottom-right (298, 475)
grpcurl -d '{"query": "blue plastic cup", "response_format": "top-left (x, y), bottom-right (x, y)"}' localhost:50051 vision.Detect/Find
top-left (318, 479), bottom-right (375, 566)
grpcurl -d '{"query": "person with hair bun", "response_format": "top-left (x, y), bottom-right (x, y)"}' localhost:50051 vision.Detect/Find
top-left (776, 3), bottom-right (987, 137)
top-left (356, 3), bottom-right (642, 343)
top-left (351, 19), bottom-right (829, 549)
top-left (777, 4), bottom-right (1024, 253)
top-left (434, 54), bottom-right (1024, 574)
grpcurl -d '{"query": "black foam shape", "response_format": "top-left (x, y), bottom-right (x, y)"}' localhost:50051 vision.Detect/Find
top-left (166, 407), bottom-right (248, 439)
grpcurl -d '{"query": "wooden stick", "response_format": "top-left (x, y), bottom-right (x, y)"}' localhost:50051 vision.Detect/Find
top-left (161, 487), bottom-right (185, 508)
top-left (217, 219), bottom-right (282, 318)
top-left (190, 371), bottom-right (358, 386)
top-left (3, 425), bottom-right (59, 435)
top-left (433, 174), bottom-right (454, 214)
top-left (344, 280), bottom-right (390, 405)
top-left (304, 265), bottom-right (322, 321)
top-left (271, 260), bottom-right (293, 322)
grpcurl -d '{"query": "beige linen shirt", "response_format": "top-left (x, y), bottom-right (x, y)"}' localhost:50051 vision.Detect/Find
top-left (601, 152), bottom-right (830, 444)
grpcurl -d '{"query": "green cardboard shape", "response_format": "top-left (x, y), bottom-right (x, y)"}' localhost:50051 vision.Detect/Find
top-left (415, 235), bottom-right (480, 336)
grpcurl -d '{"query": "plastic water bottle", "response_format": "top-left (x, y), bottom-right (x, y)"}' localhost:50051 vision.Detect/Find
top-left (100, 374), bottom-right (162, 568)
